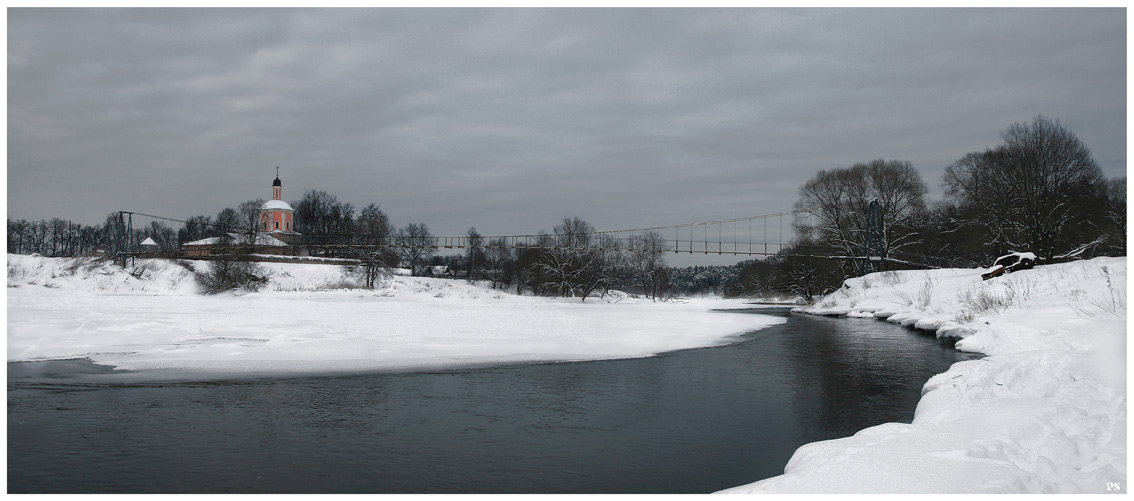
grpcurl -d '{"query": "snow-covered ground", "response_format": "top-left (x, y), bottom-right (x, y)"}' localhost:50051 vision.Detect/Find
top-left (6, 254), bottom-right (783, 378)
top-left (7, 254), bottom-right (1126, 493)
top-left (720, 257), bottom-right (1126, 494)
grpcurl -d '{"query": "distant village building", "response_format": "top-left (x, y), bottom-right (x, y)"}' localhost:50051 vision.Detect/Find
top-left (138, 237), bottom-right (161, 257)
top-left (182, 235), bottom-right (234, 257)
top-left (181, 233), bottom-right (290, 257)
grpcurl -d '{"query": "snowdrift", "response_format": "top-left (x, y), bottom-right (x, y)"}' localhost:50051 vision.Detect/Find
top-left (6, 254), bottom-right (783, 378)
top-left (720, 257), bottom-right (1126, 494)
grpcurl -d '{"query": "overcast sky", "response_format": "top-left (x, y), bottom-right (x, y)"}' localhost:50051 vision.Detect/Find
top-left (7, 8), bottom-right (1127, 248)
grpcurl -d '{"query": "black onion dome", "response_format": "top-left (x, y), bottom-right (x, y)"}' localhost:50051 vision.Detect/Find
top-left (272, 176), bottom-right (282, 187)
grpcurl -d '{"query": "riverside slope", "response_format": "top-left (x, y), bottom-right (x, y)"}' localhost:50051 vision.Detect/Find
top-left (719, 257), bottom-right (1126, 494)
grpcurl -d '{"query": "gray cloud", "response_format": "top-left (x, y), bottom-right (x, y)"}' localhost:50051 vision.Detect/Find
top-left (8, 8), bottom-right (1126, 246)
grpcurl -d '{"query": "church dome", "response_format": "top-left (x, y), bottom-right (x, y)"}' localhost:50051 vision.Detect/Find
top-left (262, 199), bottom-right (293, 211)
top-left (272, 176), bottom-right (282, 187)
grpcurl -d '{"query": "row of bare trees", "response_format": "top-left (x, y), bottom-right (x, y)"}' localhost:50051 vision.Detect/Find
top-left (793, 116), bottom-right (1123, 269)
top-left (745, 115), bottom-right (1125, 301)
top-left (8, 218), bottom-right (105, 257)
top-left (941, 116), bottom-right (1123, 262)
top-left (342, 217), bottom-right (672, 301)
top-left (6, 215), bottom-right (183, 258)
top-left (452, 218), bottom-right (669, 301)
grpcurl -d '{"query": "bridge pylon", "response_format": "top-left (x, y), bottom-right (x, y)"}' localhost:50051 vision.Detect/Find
top-left (863, 199), bottom-right (884, 275)
top-left (112, 211), bottom-right (137, 267)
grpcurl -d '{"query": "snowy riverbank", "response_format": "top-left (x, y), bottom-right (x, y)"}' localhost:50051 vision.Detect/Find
top-left (7, 254), bottom-right (1125, 493)
top-left (6, 254), bottom-right (783, 378)
top-left (720, 256), bottom-right (1126, 494)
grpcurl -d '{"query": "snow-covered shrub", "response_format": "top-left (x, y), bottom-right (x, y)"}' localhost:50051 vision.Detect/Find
top-left (270, 279), bottom-right (362, 292)
top-left (1091, 265), bottom-right (1126, 316)
top-left (956, 284), bottom-right (1014, 317)
top-left (894, 278), bottom-right (934, 309)
top-left (878, 270), bottom-right (903, 285)
top-left (952, 309), bottom-right (976, 324)
top-left (195, 257), bottom-right (271, 295)
top-left (340, 258), bottom-right (391, 290)
top-left (915, 279), bottom-right (934, 309)
top-left (63, 257), bottom-right (95, 274)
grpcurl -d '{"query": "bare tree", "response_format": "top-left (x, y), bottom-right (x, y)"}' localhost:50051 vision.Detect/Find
top-left (466, 227), bottom-right (485, 283)
top-left (31, 219), bottom-right (48, 255)
top-left (482, 237), bottom-right (512, 290)
top-left (346, 204), bottom-right (396, 288)
top-left (581, 233), bottom-right (624, 300)
top-left (355, 204), bottom-right (393, 244)
top-left (47, 218), bottom-right (68, 256)
top-left (293, 189), bottom-right (355, 255)
top-left (344, 250), bottom-right (390, 289)
top-left (943, 116), bottom-right (1107, 261)
top-left (145, 221), bottom-right (177, 251)
top-left (178, 215), bottom-right (212, 245)
top-left (215, 207), bottom-right (240, 238)
top-left (772, 242), bottom-right (841, 302)
top-left (396, 223), bottom-right (434, 276)
top-left (231, 199), bottom-right (263, 247)
top-left (539, 217), bottom-right (623, 301)
top-left (513, 240), bottom-right (548, 296)
top-left (8, 219), bottom-right (29, 254)
top-left (793, 159), bottom-right (928, 274)
top-left (539, 218), bottom-right (592, 298)
top-left (626, 231), bottom-right (668, 300)
top-left (1102, 177), bottom-right (1126, 254)
top-left (293, 190), bottom-right (336, 235)
top-left (78, 224), bottom-right (105, 256)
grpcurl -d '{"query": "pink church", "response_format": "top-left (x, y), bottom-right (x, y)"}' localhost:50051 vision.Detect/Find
top-left (259, 168), bottom-right (302, 252)
top-left (261, 170), bottom-right (295, 233)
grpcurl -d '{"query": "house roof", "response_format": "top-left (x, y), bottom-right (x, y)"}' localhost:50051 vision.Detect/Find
top-left (182, 232), bottom-right (288, 248)
top-left (183, 236), bottom-right (227, 247)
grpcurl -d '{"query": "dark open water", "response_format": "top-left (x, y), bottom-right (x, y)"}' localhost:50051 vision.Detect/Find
top-left (8, 308), bottom-right (978, 493)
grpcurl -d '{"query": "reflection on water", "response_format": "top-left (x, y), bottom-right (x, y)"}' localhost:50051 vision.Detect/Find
top-left (8, 309), bottom-right (978, 493)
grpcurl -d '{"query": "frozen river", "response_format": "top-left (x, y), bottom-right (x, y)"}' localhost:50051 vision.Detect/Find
top-left (8, 308), bottom-right (977, 493)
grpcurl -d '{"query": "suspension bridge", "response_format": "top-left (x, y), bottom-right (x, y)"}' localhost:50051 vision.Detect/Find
top-left (108, 204), bottom-right (917, 272)
top-left (111, 210), bottom-right (796, 256)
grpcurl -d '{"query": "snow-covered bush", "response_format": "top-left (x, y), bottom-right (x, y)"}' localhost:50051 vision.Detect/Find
top-left (956, 284), bottom-right (1014, 316)
top-left (894, 278), bottom-right (934, 309)
top-left (194, 257), bottom-right (270, 294)
top-left (878, 270), bottom-right (903, 285)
